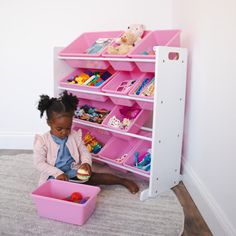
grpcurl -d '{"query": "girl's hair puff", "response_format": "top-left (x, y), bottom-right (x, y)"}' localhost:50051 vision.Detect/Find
top-left (37, 91), bottom-right (78, 120)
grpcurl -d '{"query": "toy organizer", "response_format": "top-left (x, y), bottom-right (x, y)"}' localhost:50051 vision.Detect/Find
top-left (56, 29), bottom-right (187, 201)
top-left (31, 179), bottom-right (100, 225)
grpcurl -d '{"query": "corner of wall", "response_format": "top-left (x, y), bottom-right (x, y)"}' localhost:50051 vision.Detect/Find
top-left (182, 159), bottom-right (236, 236)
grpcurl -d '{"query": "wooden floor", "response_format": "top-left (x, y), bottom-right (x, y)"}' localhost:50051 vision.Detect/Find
top-left (1, 149), bottom-right (212, 235)
top-left (173, 182), bottom-right (212, 236)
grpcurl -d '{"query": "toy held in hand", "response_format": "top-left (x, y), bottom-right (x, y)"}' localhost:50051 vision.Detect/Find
top-left (77, 168), bottom-right (91, 181)
top-left (107, 24), bottom-right (145, 55)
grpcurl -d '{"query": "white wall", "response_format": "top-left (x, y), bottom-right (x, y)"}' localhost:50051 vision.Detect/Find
top-left (0, 0), bottom-right (172, 149)
top-left (172, 0), bottom-right (236, 235)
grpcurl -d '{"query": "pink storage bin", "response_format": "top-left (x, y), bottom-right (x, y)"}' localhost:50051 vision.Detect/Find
top-left (73, 124), bottom-right (111, 157)
top-left (101, 70), bottom-right (144, 106)
top-left (129, 30), bottom-right (181, 72)
top-left (128, 72), bottom-right (154, 110)
top-left (98, 136), bottom-right (139, 165)
top-left (102, 105), bottom-right (150, 134)
top-left (59, 67), bottom-right (116, 102)
top-left (31, 179), bottom-right (100, 225)
top-left (124, 139), bottom-right (152, 176)
top-left (102, 31), bottom-right (151, 71)
top-left (74, 99), bottom-right (114, 126)
top-left (59, 31), bottom-right (123, 69)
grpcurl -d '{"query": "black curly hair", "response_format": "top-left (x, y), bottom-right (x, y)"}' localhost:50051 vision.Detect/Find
top-left (37, 91), bottom-right (78, 120)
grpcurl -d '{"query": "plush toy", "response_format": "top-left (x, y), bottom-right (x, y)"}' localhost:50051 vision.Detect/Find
top-left (107, 24), bottom-right (145, 55)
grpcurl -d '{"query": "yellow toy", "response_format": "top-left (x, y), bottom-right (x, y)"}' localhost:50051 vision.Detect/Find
top-left (83, 132), bottom-right (102, 154)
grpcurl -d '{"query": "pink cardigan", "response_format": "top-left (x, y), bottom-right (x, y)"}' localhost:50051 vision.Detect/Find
top-left (33, 129), bottom-right (92, 185)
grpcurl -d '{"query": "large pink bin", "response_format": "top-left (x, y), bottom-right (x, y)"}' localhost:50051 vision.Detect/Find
top-left (73, 98), bottom-right (114, 126)
top-left (98, 136), bottom-right (139, 165)
top-left (59, 67), bottom-right (116, 102)
top-left (102, 31), bottom-right (151, 71)
top-left (31, 179), bottom-right (101, 225)
top-left (59, 31), bottom-right (123, 69)
top-left (102, 105), bottom-right (151, 134)
top-left (129, 30), bottom-right (181, 72)
top-left (101, 69), bottom-right (144, 106)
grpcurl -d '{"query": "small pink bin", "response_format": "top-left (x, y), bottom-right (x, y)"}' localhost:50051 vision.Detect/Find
top-left (129, 30), bottom-right (181, 72)
top-left (128, 72), bottom-right (154, 110)
top-left (102, 70), bottom-right (145, 106)
top-left (59, 31), bottom-right (123, 69)
top-left (102, 105), bottom-right (151, 134)
top-left (59, 67), bottom-right (116, 102)
top-left (73, 125), bottom-right (111, 157)
top-left (31, 179), bottom-right (101, 225)
top-left (102, 31), bottom-right (151, 71)
top-left (124, 139), bottom-right (152, 176)
top-left (98, 136), bottom-right (139, 165)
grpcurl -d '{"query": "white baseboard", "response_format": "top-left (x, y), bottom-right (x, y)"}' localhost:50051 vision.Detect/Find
top-left (182, 160), bottom-right (236, 236)
top-left (0, 134), bottom-right (34, 150)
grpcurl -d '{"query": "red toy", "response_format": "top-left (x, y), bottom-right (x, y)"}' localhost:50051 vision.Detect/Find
top-left (70, 192), bottom-right (83, 203)
top-left (62, 192), bottom-right (89, 204)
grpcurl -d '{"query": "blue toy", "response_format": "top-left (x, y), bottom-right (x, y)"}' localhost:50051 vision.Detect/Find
top-left (133, 149), bottom-right (151, 171)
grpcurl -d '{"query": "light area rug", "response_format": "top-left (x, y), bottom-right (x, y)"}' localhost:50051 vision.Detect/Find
top-left (0, 154), bottom-right (184, 236)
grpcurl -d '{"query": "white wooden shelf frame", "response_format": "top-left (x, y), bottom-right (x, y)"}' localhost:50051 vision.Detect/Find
top-left (54, 46), bottom-right (187, 201)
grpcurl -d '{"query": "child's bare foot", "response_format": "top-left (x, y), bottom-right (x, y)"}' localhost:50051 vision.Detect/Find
top-left (122, 178), bottom-right (139, 194)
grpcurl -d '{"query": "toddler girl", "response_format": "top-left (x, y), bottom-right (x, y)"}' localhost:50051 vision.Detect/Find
top-left (33, 91), bottom-right (139, 194)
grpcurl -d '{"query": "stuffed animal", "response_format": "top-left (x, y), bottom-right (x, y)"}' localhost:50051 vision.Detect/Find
top-left (107, 24), bottom-right (145, 55)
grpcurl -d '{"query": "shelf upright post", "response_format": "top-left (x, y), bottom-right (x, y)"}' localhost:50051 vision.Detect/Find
top-left (140, 46), bottom-right (188, 201)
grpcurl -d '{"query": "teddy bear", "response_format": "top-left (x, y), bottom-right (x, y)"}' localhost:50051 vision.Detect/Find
top-left (107, 24), bottom-right (145, 55)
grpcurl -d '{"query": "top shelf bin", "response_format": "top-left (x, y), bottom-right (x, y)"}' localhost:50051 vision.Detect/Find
top-left (102, 31), bottom-right (151, 71)
top-left (129, 29), bottom-right (181, 72)
top-left (59, 31), bottom-right (123, 69)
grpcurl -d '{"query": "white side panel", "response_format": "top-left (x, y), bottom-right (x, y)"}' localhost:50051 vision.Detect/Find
top-left (148, 47), bottom-right (187, 197)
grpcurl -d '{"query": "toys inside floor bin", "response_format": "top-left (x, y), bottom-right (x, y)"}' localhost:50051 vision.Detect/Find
top-left (129, 72), bottom-right (155, 110)
top-left (102, 70), bottom-right (145, 106)
top-left (59, 31), bottom-right (123, 70)
top-left (124, 139), bottom-right (152, 175)
top-left (102, 105), bottom-right (150, 134)
top-left (59, 67), bottom-right (116, 102)
top-left (31, 179), bottom-right (100, 225)
top-left (98, 136), bottom-right (140, 166)
top-left (129, 29), bottom-right (181, 72)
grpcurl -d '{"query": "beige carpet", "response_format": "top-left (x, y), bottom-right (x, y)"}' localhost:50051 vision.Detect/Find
top-left (0, 154), bottom-right (184, 236)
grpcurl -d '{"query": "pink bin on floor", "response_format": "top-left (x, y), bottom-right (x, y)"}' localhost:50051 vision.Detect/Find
top-left (31, 179), bottom-right (100, 225)
top-left (98, 136), bottom-right (140, 165)
top-left (102, 31), bottom-right (151, 71)
top-left (129, 30), bottom-right (181, 72)
top-left (102, 105), bottom-right (151, 134)
top-left (101, 69), bottom-right (145, 106)
top-left (59, 31), bottom-right (123, 69)
top-left (59, 67), bottom-right (116, 102)
top-left (128, 72), bottom-right (155, 110)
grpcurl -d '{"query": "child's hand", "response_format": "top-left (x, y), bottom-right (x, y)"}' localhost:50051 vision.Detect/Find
top-left (56, 173), bottom-right (69, 181)
top-left (79, 163), bottom-right (92, 176)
